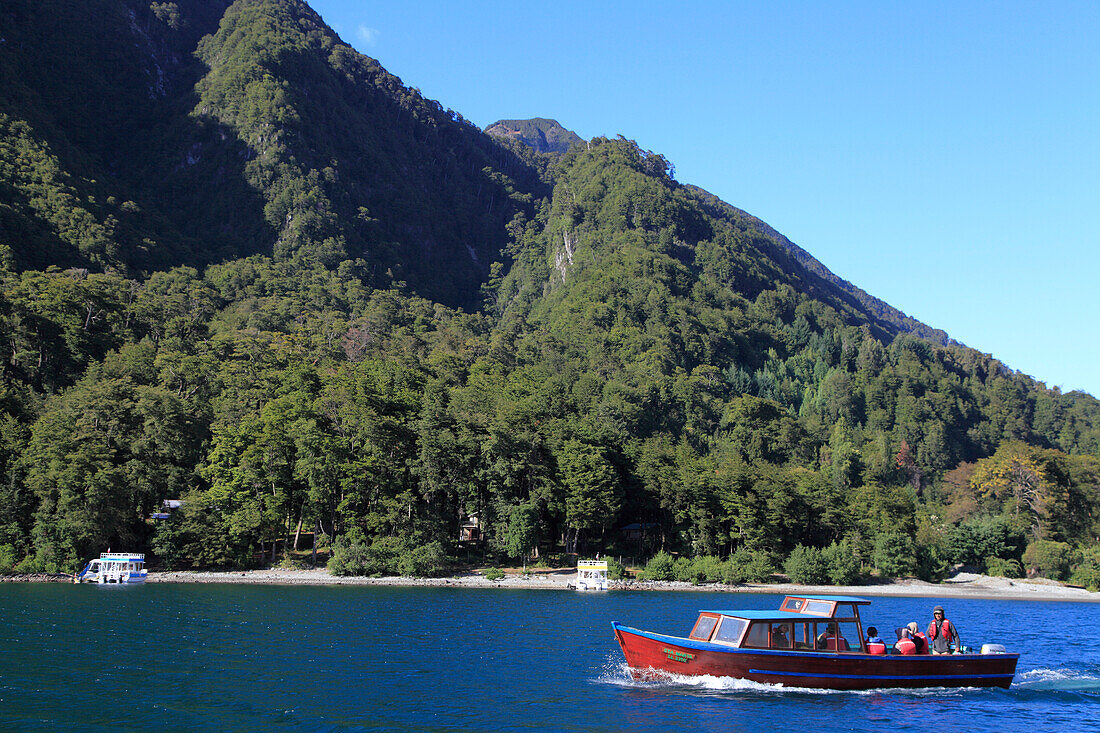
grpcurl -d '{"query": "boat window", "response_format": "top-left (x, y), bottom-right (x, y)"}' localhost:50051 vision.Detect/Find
top-left (803, 600), bottom-right (834, 617)
top-left (781, 597), bottom-right (805, 613)
top-left (813, 621), bottom-right (857, 652)
top-left (712, 617), bottom-right (747, 646)
top-left (741, 622), bottom-right (769, 648)
top-left (835, 604), bottom-right (860, 621)
top-left (770, 623), bottom-right (792, 649)
top-left (690, 615), bottom-right (719, 641)
top-left (793, 622), bottom-right (813, 650)
top-left (836, 622), bottom-right (860, 652)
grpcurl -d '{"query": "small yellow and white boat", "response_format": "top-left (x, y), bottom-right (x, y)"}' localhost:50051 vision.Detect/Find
top-left (575, 560), bottom-right (608, 591)
top-left (75, 553), bottom-right (147, 584)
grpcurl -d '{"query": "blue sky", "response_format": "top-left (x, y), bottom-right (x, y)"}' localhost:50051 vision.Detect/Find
top-left (309, 1), bottom-right (1100, 397)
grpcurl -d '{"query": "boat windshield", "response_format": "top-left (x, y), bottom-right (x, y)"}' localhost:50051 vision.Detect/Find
top-left (712, 617), bottom-right (747, 645)
top-left (740, 622), bottom-right (795, 650)
top-left (690, 614), bottom-right (719, 640)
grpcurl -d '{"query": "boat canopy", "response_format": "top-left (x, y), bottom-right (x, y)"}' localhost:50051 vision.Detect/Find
top-left (701, 596), bottom-right (870, 621)
top-left (689, 596), bottom-right (870, 652)
top-left (98, 552), bottom-right (145, 563)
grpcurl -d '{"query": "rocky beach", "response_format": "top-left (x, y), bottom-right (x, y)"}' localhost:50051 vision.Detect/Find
top-left (136, 567), bottom-right (1100, 602)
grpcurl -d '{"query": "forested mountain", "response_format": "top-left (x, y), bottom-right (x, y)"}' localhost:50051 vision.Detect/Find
top-left (1, 0), bottom-right (1098, 587)
top-left (0, 0), bottom-right (540, 308)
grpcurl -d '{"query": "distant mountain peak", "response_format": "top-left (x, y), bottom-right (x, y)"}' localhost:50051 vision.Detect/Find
top-left (485, 118), bottom-right (582, 154)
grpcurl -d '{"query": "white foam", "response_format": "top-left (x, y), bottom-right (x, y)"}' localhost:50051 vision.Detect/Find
top-left (595, 659), bottom-right (972, 697)
top-left (1015, 668), bottom-right (1100, 690)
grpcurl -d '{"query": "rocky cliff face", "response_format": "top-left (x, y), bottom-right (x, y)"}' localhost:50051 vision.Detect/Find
top-left (486, 118), bottom-right (583, 154)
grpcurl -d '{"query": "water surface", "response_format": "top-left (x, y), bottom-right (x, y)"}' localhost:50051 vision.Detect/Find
top-left (1, 584), bottom-right (1096, 731)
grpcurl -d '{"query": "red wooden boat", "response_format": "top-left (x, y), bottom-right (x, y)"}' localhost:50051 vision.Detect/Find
top-left (612, 595), bottom-right (1019, 690)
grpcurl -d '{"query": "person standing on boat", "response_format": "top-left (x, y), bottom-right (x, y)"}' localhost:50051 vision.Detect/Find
top-left (927, 605), bottom-right (961, 654)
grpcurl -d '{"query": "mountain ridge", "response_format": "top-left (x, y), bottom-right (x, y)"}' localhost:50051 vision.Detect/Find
top-left (485, 118), bottom-right (584, 155)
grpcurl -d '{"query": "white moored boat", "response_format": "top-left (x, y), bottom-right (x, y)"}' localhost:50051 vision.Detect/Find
top-left (575, 560), bottom-right (608, 591)
top-left (75, 553), bottom-right (147, 584)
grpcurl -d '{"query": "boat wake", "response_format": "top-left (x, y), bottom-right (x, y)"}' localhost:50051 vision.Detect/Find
top-left (1013, 668), bottom-right (1100, 692)
top-left (595, 656), bottom-right (970, 697)
top-left (597, 659), bottom-right (790, 694)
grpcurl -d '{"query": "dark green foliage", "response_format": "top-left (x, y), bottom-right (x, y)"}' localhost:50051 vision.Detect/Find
top-left (329, 533), bottom-right (404, 577)
top-left (499, 502), bottom-right (539, 563)
top-left (945, 516), bottom-right (1026, 568)
top-left (1, 0), bottom-right (542, 309)
top-left (873, 532), bottom-right (918, 578)
top-left (1070, 547), bottom-right (1100, 591)
top-left (0, 544), bottom-right (15, 573)
top-left (984, 556), bottom-right (1023, 579)
top-left (605, 556), bottom-right (626, 580)
top-left (722, 547), bottom-right (776, 584)
top-left (822, 540), bottom-right (862, 585)
top-left (641, 550), bottom-right (676, 581)
top-left (784, 545), bottom-right (829, 585)
top-left (672, 554), bottom-right (725, 584)
top-left (1022, 540), bottom-right (1076, 580)
top-left (397, 541), bottom-right (448, 578)
top-left (328, 542), bottom-right (372, 576)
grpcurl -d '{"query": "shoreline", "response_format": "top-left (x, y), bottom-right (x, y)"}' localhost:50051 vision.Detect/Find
top-left (136, 567), bottom-right (1100, 602)
top-left (8, 568), bottom-right (1098, 602)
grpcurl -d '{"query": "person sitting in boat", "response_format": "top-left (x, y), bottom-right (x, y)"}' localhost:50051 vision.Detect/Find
top-left (772, 624), bottom-right (790, 649)
top-left (815, 625), bottom-right (849, 651)
top-left (865, 626), bottom-right (886, 655)
top-left (894, 622), bottom-right (928, 654)
top-left (927, 605), bottom-right (961, 654)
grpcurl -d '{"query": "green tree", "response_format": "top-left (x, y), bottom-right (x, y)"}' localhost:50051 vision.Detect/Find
top-left (558, 439), bottom-right (621, 553)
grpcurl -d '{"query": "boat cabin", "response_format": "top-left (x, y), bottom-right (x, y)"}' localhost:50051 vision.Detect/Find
top-left (688, 595), bottom-right (871, 653)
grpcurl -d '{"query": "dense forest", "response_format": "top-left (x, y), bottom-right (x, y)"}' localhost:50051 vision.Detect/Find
top-left (2, 0), bottom-right (1099, 588)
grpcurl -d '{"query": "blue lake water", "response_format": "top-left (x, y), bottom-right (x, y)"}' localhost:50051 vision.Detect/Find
top-left (1, 584), bottom-right (1097, 731)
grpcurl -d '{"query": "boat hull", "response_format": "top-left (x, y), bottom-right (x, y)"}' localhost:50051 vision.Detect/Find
top-left (612, 623), bottom-right (1018, 690)
top-left (78, 571), bottom-right (147, 584)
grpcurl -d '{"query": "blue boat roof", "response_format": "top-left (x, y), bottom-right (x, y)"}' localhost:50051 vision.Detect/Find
top-left (701, 595), bottom-right (871, 618)
top-left (789, 595), bottom-right (871, 603)
top-left (701, 610), bottom-right (815, 620)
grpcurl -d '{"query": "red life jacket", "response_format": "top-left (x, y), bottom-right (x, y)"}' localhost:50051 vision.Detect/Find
top-left (913, 632), bottom-right (928, 654)
top-left (866, 641), bottom-right (887, 655)
top-left (819, 634), bottom-right (849, 651)
top-left (895, 638), bottom-right (916, 655)
top-left (927, 619), bottom-right (954, 641)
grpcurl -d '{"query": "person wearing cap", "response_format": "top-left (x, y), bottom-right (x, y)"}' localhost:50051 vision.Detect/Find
top-left (927, 605), bottom-right (961, 654)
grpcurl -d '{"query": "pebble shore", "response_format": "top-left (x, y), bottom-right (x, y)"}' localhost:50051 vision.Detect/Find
top-left (142, 567), bottom-right (1100, 602)
top-left (6, 567), bottom-right (1095, 602)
